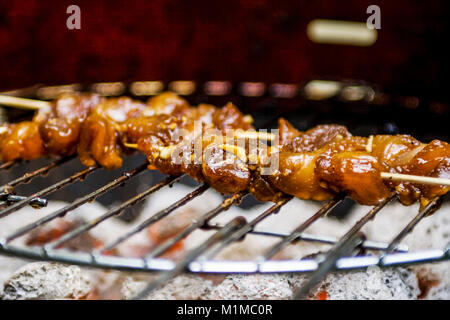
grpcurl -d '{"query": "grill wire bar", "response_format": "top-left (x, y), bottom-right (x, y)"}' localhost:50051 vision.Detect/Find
top-left (4, 162), bottom-right (149, 243)
top-left (43, 175), bottom-right (183, 251)
top-left (0, 156), bottom-right (76, 210)
top-left (201, 222), bottom-right (409, 252)
top-left (132, 216), bottom-right (248, 300)
top-left (131, 196), bottom-right (292, 298)
top-left (0, 160), bottom-right (16, 171)
top-left (262, 196), bottom-right (343, 260)
top-left (0, 164), bottom-right (98, 219)
top-left (97, 183), bottom-right (209, 254)
top-left (0, 156), bottom-right (75, 189)
top-left (0, 194), bottom-right (47, 210)
top-left (144, 192), bottom-right (246, 259)
top-left (293, 195), bottom-right (396, 299)
top-left (380, 197), bottom-right (442, 265)
top-left (200, 196), bottom-right (293, 261)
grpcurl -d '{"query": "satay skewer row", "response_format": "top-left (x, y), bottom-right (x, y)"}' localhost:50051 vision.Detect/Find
top-left (0, 94), bottom-right (449, 189)
top-left (0, 94), bottom-right (276, 140)
top-left (123, 141), bottom-right (450, 187)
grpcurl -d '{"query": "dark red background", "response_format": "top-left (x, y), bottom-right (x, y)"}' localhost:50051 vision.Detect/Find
top-left (0, 1), bottom-right (449, 100)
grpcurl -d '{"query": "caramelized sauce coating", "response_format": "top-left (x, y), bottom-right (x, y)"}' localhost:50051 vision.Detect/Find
top-left (270, 151), bottom-right (333, 201)
top-left (35, 93), bottom-right (102, 156)
top-left (0, 92), bottom-right (448, 207)
top-left (290, 124), bottom-right (351, 152)
top-left (78, 97), bottom-right (146, 169)
top-left (317, 152), bottom-right (391, 205)
top-left (131, 100), bottom-right (255, 194)
top-left (395, 140), bottom-right (450, 205)
top-left (371, 135), bottom-right (424, 171)
top-left (201, 144), bottom-right (251, 194)
top-left (0, 122), bottom-right (44, 161)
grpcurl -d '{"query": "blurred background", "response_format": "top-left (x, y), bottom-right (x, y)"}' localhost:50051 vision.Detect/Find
top-left (0, 0), bottom-right (448, 97)
top-left (1, 1), bottom-right (449, 137)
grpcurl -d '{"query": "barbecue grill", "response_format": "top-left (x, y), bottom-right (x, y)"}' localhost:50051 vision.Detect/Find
top-left (0, 81), bottom-right (449, 299)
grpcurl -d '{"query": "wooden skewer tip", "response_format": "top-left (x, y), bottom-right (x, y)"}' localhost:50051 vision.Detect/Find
top-left (381, 172), bottom-right (450, 187)
top-left (0, 95), bottom-right (51, 110)
top-left (123, 142), bottom-right (138, 149)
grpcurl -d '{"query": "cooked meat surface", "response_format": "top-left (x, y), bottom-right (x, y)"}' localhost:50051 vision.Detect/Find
top-left (0, 92), bottom-right (448, 207)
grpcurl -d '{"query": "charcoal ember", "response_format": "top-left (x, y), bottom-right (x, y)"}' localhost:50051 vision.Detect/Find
top-left (25, 218), bottom-right (103, 252)
top-left (414, 263), bottom-right (450, 300)
top-left (0, 262), bottom-right (93, 300)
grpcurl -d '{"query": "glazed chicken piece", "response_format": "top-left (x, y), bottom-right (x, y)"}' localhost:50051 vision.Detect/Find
top-left (270, 151), bottom-right (334, 201)
top-left (316, 151), bottom-right (392, 205)
top-left (0, 122), bottom-right (45, 161)
top-left (128, 101), bottom-right (256, 194)
top-left (269, 133), bottom-right (370, 203)
top-left (200, 103), bottom-right (254, 193)
top-left (271, 122), bottom-right (450, 206)
top-left (371, 135), bottom-right (424, 171)
top-left (251, 119), bottom-right (356, 202)
top-left (34, 93), bottom-right (103, 156)
top-left (78, 97), bottom-right (146, 169)
top-left (369, 135), bottom-right (449, 205)
top-left (127, 114), bottom-right (195, 177)
top-left (124, 95), bottom-right (209, 177)
top-left (290, 124), bottom-right (352, 152)
top-left (0, 93), bottom-right (101, 162)
top-left (75, 91), bottom-right (190, 169)
top-left (395, 140), bottom-right (450, 206)
top-left (143, 91), bottom-right (190, 117)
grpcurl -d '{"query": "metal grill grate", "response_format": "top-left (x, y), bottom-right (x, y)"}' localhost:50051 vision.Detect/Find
top-left (0, 153), bottom-right (448, 299)
top-left (0, 82), bottom-right (449, 299)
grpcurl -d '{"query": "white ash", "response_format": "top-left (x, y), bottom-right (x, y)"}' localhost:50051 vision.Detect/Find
top-left (0, 256), bottom-right (30, 293)
top-left (125, 266), bottom-right (419, 300)
top-left (207, 274), bottom-right (294, 300)
top-left (311, 266), bottom-right (419, 300)
top-left (0, 262), bottom-right (92, 300)
top-left (207, 266), bottom-right (419, 300)
top-left (122, 274), bottom-right (214, 300)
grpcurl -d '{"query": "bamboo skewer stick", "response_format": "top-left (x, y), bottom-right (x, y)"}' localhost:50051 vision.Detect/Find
top-left (0, 95), bottom-right (50, 110)
top-left (233, 131), bottom-right (275, 141)
top-left (381, 172), bottom-right (450, 187)
top-left (123, 142), bottom-right (138, 149)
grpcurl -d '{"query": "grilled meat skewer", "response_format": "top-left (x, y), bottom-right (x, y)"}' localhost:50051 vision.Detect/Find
top-left (0, 92), bottom-right (448, 208)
